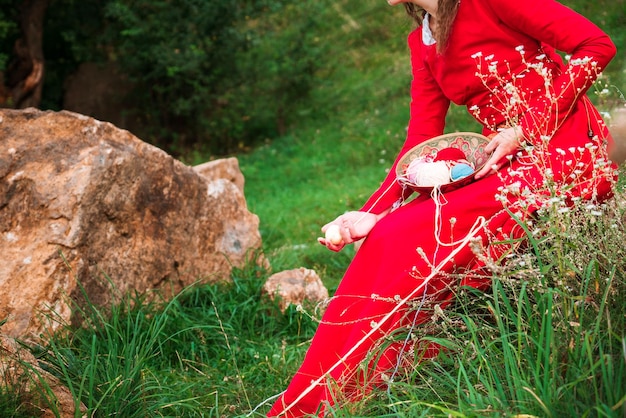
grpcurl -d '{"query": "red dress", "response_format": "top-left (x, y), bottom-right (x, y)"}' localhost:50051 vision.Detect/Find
top-left (267, 0), bottom-right (617, 416)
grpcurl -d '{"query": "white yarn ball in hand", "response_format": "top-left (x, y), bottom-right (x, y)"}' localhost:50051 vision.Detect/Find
top-left (325, 224), bottom-right (343, 245)
top-left (406, 159), bottom-right (451, 187)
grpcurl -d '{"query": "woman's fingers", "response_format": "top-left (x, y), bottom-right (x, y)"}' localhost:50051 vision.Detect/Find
top-left (317, 236), bottom-right (344, 252)
top-left (475, 127), bottom-right (522, 179)
top-left (318, 211), bottom-right (378, 251)
top-left (475, 152), bottom-right (501, 179)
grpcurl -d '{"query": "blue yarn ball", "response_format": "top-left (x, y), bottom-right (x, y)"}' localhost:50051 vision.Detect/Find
top-left (450, 163), bottom-right (474, 181)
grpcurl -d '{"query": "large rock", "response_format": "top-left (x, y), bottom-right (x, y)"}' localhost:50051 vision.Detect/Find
top-left (0, 108), bottom-right (263, 339)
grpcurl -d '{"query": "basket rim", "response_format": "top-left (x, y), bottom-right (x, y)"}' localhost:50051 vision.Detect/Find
top-left (395, 131), bottom-right (491, 193)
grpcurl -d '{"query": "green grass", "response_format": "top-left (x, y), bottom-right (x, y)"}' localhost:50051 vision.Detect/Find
top-left (30, 266), bottom-right (317, 417)
top-left (1, 0), bottom-right (625, 416)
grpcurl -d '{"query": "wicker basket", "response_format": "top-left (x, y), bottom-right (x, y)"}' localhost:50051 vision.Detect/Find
top-left (396, 132), bottom-right (491, 193)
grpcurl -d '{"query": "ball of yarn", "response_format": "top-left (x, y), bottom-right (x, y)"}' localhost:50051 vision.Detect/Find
top-left (450, 163), bottom-right (475, 181)
top-left (325, 224), bottom-right (342, 245)
top-left (406, 159), bottom-right (451, 187)
top-left (404, 156), bottom-right (429, 183)
top-left (434, 147), bottom-right (467, 162)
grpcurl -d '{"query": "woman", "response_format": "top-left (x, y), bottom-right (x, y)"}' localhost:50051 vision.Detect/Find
top-left (267, 0), bottom-right (617, 416)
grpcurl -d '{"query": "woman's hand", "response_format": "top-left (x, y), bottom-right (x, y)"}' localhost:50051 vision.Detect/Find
top-left (475, 126), bottom-right (524, 179)
top-left (317, 211), bottom-right (382, 252)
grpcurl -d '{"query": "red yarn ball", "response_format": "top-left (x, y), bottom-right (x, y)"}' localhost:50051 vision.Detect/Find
top-left (433, 147), bottom-right (467, 162)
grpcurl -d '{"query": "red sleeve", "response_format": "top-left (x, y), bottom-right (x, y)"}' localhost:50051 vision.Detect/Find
top-left (360, 30), bottom-right (450, 214)
top-left (484, 0), bottom-right (616, 141)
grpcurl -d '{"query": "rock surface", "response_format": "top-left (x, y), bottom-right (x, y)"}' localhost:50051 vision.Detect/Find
top-left (194, 157), bottom-right (245, 194)
top-left (0, 108), bottom-right (263, 339)
top-left (0, 334), bottom-right (86, 417)
top-left (263, 267), bottom-right (329, 312)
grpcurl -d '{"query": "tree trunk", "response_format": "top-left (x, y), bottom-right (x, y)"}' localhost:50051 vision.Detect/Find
top-left (4, 0), bottom-right (48, 108)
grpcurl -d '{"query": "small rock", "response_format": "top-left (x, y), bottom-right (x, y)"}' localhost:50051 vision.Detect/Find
top-left (263, 267), bottom-right (329, 312)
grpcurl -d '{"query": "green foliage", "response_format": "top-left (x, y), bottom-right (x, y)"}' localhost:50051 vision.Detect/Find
top-left (0, 384), bottom-right (41, 418)
top-left (35, 265), bottom-right (317, 417)
top-left (41, 0), bottom-right (109, 110)
top-left (229, 2), bottom-right (332, 146)
top-left (567, 0), bottom-right (626, 55)
top-left (0, 0), bottom-right (18, 72)
top-left (22, 0), bottom-right (626, 155)
top-left (98, 0), bottom-right (243, 153)
top-left (40, 0), bottom-right (343, 156)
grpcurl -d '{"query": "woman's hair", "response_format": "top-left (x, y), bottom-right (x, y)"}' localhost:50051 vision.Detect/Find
top-left (404, 0), bottom-right (459, 53)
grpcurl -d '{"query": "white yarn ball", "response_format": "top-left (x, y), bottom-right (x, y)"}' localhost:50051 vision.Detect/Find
top-left (404, 157), bottom-right (429, 184)
top-left (325, 224), bottom-right (342, 245)
top-left (406, 159), bottom-right (451, 187)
